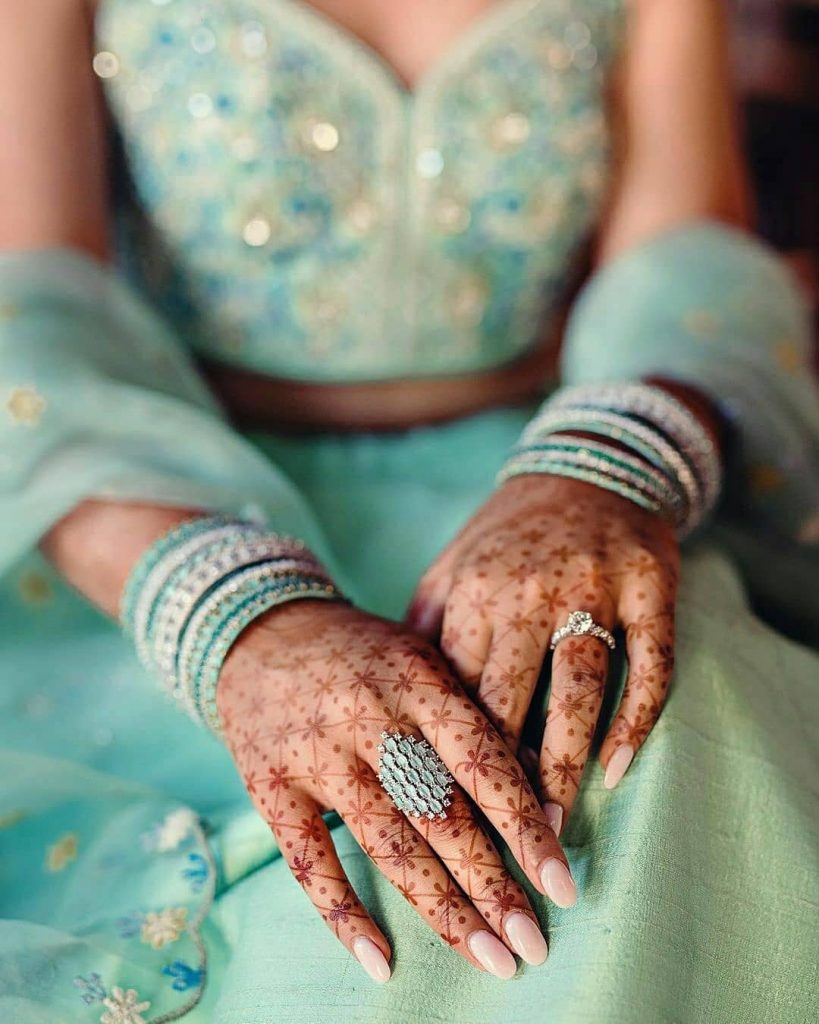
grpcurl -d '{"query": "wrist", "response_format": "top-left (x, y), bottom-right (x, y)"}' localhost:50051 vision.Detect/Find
top-left (119, 515), bottom-right (344, 735)
top-left (499, 380), bottom-right (722, 536)
top-left (41, 500), bottom-right (204, 618)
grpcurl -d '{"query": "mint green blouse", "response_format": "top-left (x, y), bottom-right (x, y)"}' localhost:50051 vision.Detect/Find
top-left (94, 0), bottom-right (624, 380)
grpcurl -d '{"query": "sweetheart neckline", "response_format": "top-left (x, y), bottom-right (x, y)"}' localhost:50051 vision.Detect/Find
top-left (264, 0), bottom-right (549, 99)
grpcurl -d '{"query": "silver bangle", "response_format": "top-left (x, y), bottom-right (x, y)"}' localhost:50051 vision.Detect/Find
top-left (151, 540), bottom-right (315, 683)
top-left (173, 559), bottom-right (333, 705)
top-left (132, 522), bottom-right (265, 672)
top-left (519, 407), bottom-right (704, 534)
top-left (548, 383), bottom-right (721, 513)
top-left (500, 444), bottom-right (685, 525)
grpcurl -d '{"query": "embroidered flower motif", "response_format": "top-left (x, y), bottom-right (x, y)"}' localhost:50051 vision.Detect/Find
top-left (140, 906), bottom-right (187, 949)
top-left (0, 809), bottom-right (26, 829)
top-left (144, 807), bottom-right (197, 852)
top-left (181, 852), bottom-right (209, 892)
top-left (5, 386), bottom-right (46, 426)
top-left (161, 960), bottom-right (204, 992)
top-left (73, 972), bottom-right (107, 1005)
top-left (17, 569), bottom-right (54, 605)
top-left (45, 832), bottom-right (78, 872)
top-left (100, 986), bottom-right (150, 1024)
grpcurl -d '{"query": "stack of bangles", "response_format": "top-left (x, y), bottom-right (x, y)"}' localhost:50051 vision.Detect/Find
top-left (119, 515), bottom-right (344, 735)
top-left (497, 381), bottom-right (722, 536)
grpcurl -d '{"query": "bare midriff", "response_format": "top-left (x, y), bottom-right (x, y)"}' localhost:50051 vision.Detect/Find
top-left (202, 322), bottom-right (564, 433)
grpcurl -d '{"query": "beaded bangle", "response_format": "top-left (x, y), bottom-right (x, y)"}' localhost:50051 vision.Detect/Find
top-left (192, 578), bottom-right (340, 736)
top-left (548, 383), bottom-right (721, 511)
top-left (151, 540), bottom-right (317, 682)
top-left (501, 442), bottom-right (685, 526)
top-left (518, 407), bottom-right (704, 532)
top-left (120, 515), bottom-right (250, 633)
top-left (499, 458), bottom-right (665, 516)
top-left (174, 561), bottom-right (333, 702)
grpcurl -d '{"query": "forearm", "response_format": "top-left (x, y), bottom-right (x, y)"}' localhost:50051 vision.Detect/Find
top-left (41, 500), bottom-right (202, 619)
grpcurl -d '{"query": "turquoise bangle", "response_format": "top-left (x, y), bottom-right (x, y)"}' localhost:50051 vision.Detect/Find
top-left (177, 569), bottom-right (316, 703)
top-left (518, 407), bottom-right (703, 532)
top-left (521, 412), bottom-right (693, 484)
top-left (193, 580), bottom-right (343, 735)
top-left (141, 531), bottom-right (257, 659)
top-left (510, 440), bottom-right (686, 519)
top-left (120, 515), bottom-right (237, 633)
top-left (175, 565), bottom-right (337, 712)
top-left (498, 458), bottom-right (665, 517)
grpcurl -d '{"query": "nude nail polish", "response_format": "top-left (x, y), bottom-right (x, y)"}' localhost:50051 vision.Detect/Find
top-left (540, 858), bottom-right (577, 908)
top-left (542, 801), bottom-right (564, 837)
top-left (352, 936), bottom-right (391, 983)
top-left (468, 930), bottom-right (518, 979)
top-left (604, 744), bottom-right (635, 790)
top-left (505, 913), bottom-right (548, 966)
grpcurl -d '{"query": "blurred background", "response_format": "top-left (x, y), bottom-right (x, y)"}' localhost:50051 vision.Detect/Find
top-left (731, 0), bottom-right (818, 348)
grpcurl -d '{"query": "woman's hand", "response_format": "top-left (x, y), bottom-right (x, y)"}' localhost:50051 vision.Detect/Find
top-left (218, 601), bottom-right (574, 982)
top-left (408, 474), bottom-right (679, 837)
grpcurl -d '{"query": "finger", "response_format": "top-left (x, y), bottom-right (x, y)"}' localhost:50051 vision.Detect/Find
top-left (539, 627), bottom-right (611, 836)
top-left (477, 624), bottom-right (546, 751)
top-left (266, 792), bottom-right (392, 983)
top-left (412, 785), bottom-right (548, 966)
top-left (410, 671), bottom-right (577, 908)
top-left (339, 757), bottom-right (521, 978)
top-left (519, 744), bottom-right (540, 785)
top-left (439, 585), bottom-right (493, 689)
top-left (600, 591), bottom-right (676, 789)
top-left (405, 566), bottom-right (452, 640)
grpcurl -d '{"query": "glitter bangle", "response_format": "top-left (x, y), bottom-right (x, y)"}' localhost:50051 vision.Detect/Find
top-left (120, 515), bottom-right (252, 633)
top-left (192, 579), bottom-right (342, 736)
top-left (498, 458), bottom-right (665, 516)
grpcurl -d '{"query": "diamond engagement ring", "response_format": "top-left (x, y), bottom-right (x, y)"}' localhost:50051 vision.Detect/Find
top-left (549, 610), bottom-right (616, 651)
top-left (377, 731), bottom-right (455, 821)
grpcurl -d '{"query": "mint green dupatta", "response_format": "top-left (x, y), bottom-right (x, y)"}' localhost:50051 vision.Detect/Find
top-left (561, 222), bottom-right (819, 635)
top-left (0, 248), bottom-right (343, 584)
top-left (0, 226), bottom-right (817, 1024)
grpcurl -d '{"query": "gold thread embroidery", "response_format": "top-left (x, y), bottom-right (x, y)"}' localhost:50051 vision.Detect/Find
top-left (17, 570), bottom-right (54, 606)
top-left (45, 832), bottom-right (79, 873)
top-left (6, 387), bottom-right (46, 426)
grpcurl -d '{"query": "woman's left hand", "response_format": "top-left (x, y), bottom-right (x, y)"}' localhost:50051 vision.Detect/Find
top-left (407, 473), bottom-right (680, 836)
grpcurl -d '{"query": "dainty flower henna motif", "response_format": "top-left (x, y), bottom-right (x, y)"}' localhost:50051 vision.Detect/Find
top-left (410, 474), bottom-right (680, 833)
top-left (218, 602), bottom-right (565, 978)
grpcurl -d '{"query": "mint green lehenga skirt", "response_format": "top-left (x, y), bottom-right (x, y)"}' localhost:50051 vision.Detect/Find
top-left (1, 406), bottom-right (817, 1024)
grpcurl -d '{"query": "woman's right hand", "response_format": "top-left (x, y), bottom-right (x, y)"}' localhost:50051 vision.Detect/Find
top-left (218, 601), bottom-right (576, 982)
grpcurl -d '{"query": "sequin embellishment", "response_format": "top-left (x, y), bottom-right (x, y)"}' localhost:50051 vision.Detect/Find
top-left (95, 0), bottom-right (623, 380)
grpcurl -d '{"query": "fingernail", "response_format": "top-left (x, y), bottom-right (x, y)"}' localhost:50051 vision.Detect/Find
top-left (505, 913), bottom-right (548, 966)
top-left (412, 607), bottom-right (439, 637)
top-left (352, 936), bottom-right (391, 983)
top-left (468, 930), bottom-right (518, 979)
top-left (542, 801), bottom-right (564, 837)
top-left (604, 744), bottom-right (635, 790)
top-left (540, 858), bottom-right (577, 908)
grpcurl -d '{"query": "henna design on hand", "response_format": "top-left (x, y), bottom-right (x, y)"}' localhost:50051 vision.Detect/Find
top-left (218, 602), bottom-right (564, 980)
top-left (409, 474), bottom-right (680, 834)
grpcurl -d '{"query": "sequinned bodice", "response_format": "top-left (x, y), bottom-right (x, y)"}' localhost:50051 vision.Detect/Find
top-left (95, 0), bottom-right (624, 381)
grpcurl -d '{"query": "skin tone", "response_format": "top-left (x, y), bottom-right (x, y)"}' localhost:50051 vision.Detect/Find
top-left (407, 475), bottom-right (680, 834)
top-left (9, 0), bottom-right (748, 984)
top-left (217, 602), bottom-right (569, 979)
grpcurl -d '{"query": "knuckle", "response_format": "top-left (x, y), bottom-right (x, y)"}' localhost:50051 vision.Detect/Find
top-left (366, 821), bottom-right (417, 866)
top-left (468, 869), bottom-right (515, 909)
